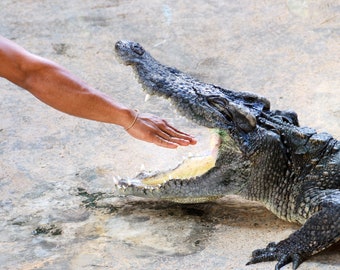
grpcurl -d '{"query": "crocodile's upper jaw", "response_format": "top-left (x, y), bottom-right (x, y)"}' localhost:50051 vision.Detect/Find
top-left (115, 40), bottom-right (270, 133)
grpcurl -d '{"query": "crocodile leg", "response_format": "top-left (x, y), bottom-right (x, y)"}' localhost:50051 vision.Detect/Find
top-left (247, 194), bottom-right (340, 269)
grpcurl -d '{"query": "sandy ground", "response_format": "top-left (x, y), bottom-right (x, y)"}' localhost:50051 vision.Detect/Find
top-left (0, 0), bottom-right (339, 269)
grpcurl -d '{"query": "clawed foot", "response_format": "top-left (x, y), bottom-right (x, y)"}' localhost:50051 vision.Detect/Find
top-left (246, 242), bottom-right (304, 270)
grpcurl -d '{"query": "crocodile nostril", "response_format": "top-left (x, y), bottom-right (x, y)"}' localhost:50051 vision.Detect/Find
top-left (131, 43), bottom-right (145, 55)
top-left (115, 40), bottom-right (122, 50)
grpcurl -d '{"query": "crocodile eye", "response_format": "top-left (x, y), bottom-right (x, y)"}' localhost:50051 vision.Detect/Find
top-left (131, 43), bottom-right (145, 56)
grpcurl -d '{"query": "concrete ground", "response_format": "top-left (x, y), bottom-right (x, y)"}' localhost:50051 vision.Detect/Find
top-left (0, 0), bottom-right (339, 269)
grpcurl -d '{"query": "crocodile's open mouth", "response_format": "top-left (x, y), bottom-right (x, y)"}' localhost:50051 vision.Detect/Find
top-left (114, 131), bottom-right (221, 188)
top-left (141, 132), bottom-right (220, 186)
top-left (113, 129), bottom-right (246, 203)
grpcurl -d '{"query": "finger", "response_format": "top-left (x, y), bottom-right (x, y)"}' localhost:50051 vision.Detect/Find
top-left (154, 127), bottom-right (195, 146)
top-left (158, 121), bottom-right (197, 145)
top-left (161, 119), bottom-right (193, 136)
top-left (153, 135), bottom-right (179, 149)
top-left (139, 114), bottom-right (196, 142)
top-left (165, 135), bottom-right (192, 146)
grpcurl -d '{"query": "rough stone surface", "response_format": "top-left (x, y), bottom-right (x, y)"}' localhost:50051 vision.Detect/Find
top-left (0, 1), bottom-right (339, 269)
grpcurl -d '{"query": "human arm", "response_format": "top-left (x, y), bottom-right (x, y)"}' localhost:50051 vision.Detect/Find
top-left (0, 36), bottom-right (196, 148)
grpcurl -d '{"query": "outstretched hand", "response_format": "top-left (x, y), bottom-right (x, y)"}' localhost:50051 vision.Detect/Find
top-left (0, 35), bottom-right (197, 149)
top-left (125, 112), bottom-right (197, 148)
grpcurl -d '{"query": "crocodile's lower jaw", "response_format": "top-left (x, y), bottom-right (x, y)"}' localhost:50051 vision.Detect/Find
top-left (113, 131), bottom-right (222, 203)
top-left (161, 195), bottom-right (224, 204)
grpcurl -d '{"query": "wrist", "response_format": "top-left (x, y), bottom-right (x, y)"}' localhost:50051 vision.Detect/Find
top-left (118, 108), bottom-right (138, 130)
top-left (124, 109), bottom-right (139, 131)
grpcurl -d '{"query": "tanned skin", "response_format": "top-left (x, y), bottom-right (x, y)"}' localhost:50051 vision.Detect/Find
top-left (0, 36), bottom-right (196, 148)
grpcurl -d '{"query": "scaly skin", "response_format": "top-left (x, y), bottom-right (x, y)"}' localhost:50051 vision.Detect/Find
top-left (114, 40), bottom-right (340, 269)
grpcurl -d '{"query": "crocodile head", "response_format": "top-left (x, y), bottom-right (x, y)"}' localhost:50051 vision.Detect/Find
top-left (113, 41), bottom-right (280, 203)
top-left (115, 40), bottom-right (270, 133)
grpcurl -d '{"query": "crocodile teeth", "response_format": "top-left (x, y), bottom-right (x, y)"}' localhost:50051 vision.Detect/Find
top-left (113, 176), bottom-right (119, 184)
top-left (145, 94), bottom-right (151, 102)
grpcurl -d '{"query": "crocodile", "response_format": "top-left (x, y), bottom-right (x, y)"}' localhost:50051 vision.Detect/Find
top-left (114, 40), bottom-right (340, 269)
